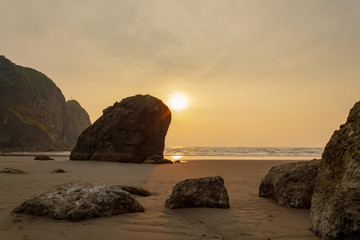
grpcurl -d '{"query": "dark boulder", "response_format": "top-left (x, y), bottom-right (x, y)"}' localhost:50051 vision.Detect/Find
top-left (165, 176), bottom-right (230, 209)
top-left (259, 159), bottom-right (320, 209)
top-left (70, 95), bottom-right (171, 163)
top-left (12, 182), bottom-right (144, 221)
top-left (310, 101), bottom-right (360, 239)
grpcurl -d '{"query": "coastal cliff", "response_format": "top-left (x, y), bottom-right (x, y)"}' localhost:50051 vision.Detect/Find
top-left (0, 56), bottom-right (90, 151)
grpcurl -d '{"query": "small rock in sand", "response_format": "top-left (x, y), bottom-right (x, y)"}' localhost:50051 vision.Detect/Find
top-left (0, 167), bottom-right (27, 174)
top-left (143, 155), bottom-right (173, 164)
top-left (157, 159), bottom-right (173, 164)
top-left (34, 155), bottom-right (54, 160)
top-left (50, 169), bottom-right (66, 173)
top-left (117, 185), bottom-right (151, 196)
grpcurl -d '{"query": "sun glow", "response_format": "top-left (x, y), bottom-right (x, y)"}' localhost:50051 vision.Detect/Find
top-left (168, 93), bottom-right (188, 111)
top-left (172, 155), bottom-right (182, 160)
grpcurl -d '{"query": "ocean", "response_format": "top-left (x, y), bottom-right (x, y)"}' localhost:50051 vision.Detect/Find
top-left (1, 147), bottom-right (323, 161)
top-left (165, 147), bottom-right (323, 161)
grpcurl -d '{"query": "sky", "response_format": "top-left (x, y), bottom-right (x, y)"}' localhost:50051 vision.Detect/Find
top-left (1, 0), bottom-right (360, 148)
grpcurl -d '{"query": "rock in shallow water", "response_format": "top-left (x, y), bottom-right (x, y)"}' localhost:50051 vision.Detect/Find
top-left (310, 101), bottom-right (360, 239)
top-left (165, 176), bottom-right (230, 209)
top-left (259, 159), bottom-right (320, 209)
top-left (12, 182), bottom-right (144, 221)
top-left (70, 94), bottom-right (171, 163)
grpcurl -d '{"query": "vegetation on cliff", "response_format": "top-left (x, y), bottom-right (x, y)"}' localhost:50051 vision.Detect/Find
top-left (0, 56), bottom-right (91, 151)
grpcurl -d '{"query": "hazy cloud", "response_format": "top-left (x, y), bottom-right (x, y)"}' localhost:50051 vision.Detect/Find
top-left (1, 0), bottom-right (360, 146)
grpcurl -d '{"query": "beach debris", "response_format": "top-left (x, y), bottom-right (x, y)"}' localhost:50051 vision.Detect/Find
top-left (50, 169), bottom-right (66, 173)
top-left (174, 160), bottom-right (181, 163)
top-left (34, 155), bottom-right (54, 160)
top-left (259, 159), bottom-right (320, 209)
top-left (12, 182), bottom-right (145, 221)
top-left (165, 176), bottom-right (230, 209)
top-left (117, 185), bottom-right (152, 197)
top-left (0, 167), bottom-right (27, 174)
top-left (310, 101), bottom-right (360, 239)
top-left (70, 94), bottom-right (171, 163)
top-left (143, 155), bottom-right (173, 164)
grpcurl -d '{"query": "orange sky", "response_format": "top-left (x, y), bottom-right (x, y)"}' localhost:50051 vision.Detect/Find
top-left (1, 0), bottom-right (360, 147)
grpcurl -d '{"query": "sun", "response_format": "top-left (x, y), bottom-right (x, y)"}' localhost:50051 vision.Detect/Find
top-left (168, 93), bottom-right (188, 111)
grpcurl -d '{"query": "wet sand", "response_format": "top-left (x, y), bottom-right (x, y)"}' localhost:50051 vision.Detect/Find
top-left (0, 156), bottom-right (319, 240)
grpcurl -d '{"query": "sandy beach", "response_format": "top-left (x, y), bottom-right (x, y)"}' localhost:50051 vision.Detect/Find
top-left (0, 156), bottom-right (319, 240)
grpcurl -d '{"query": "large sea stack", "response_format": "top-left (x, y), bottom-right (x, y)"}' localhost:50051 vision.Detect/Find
top-left (310, 101), bottom-right (360, 239)
top-left (0, 56), bottom-right (91, 151)
top-left (70, 94), bottom-right (171, 163)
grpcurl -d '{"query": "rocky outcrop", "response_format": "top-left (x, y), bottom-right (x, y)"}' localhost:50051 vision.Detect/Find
top-left (12, 182), bottom-right (144, 221)
top-left (259, 159), bottom-right (320, 209)
top-left (0, 56), bottom-right (91, 151)
top-left (70, 94), bottom-right (171, 163)
top-left (165, 176), bottom-right (230, 209)
top-left (310, 101), bottom-right (360, 239)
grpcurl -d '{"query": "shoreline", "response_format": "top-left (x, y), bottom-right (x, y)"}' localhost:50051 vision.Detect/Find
top-left (0, 156), bottom-right (319, 240)
top-left (0, 153), bottom-right (320, 161)
top-left (0, 146), bottom-right (323, 161)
